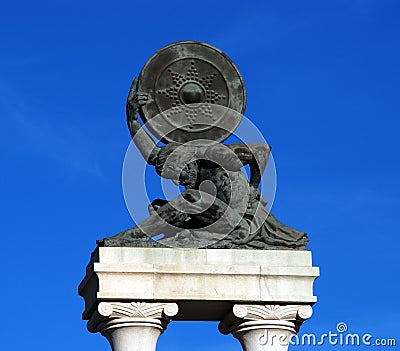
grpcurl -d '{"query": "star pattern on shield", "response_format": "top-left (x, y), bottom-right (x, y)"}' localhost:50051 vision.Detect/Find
top-left (156, 60), bottom-right (226, 127)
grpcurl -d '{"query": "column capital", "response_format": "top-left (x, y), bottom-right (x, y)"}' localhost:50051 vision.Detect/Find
top-left (219, 304), bottom-right (313, 351)
top-left (87, 301), bottom-right (179, 333)
top-left (86, 301), bottom-right (178, 351)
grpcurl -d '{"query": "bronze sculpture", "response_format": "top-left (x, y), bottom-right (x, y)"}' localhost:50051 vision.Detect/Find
top-left (97, 41), bottom-right (308, 250)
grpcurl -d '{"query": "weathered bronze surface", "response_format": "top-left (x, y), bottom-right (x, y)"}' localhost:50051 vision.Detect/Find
top-left (97, 41), bottom-right (309, 250)
top-left (137, 41), bottom-right (246, 143)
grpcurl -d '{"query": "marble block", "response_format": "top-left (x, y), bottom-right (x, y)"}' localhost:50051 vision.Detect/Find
top-left (79, 247), bottom-right (319, 321)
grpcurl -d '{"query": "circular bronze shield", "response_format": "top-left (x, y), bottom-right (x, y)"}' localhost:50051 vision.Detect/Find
top-left (137, 41), bottom-right (246, 143)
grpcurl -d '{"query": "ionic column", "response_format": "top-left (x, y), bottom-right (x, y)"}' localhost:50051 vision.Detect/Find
top-left (219, 304), bottom-right (313, 351)
top-left (87, 302), bottom-right (179, 351)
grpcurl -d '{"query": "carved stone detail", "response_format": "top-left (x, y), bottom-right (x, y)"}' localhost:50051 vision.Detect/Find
top-left (87, 301), bottom-right (179, 333)
top-left (101, 301), bottom-right (178, 319)
top-left (219, 304), bottom-right (313, 351)
top-left (234, 304), bottom-right (313, 322)
top-left (220, 304), bottom-right (313, 334)
top-left (86, 301), bottom-right (179, 351)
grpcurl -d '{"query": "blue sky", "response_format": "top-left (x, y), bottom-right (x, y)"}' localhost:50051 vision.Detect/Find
top-left (1, 0), bottom-right (399, 350)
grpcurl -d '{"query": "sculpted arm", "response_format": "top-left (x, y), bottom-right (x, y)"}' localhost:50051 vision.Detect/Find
top-left (226, 142), bottom-right (271, 188)
top-left (126, 78), bottom-right (160, 164)
top-left (248, 142), bottom-right (271, 188)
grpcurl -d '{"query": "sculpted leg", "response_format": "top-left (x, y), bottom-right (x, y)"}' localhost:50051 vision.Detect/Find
top-left (181, 189), bottom-right (251, 237)
top-left (97, 201), bottom-right (189, 246)
top-left (98, 189), bottom-right (252, 247)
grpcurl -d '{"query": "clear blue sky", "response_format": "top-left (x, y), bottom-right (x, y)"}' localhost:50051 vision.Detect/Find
top-left (1, 1), bottom-right (399, 350)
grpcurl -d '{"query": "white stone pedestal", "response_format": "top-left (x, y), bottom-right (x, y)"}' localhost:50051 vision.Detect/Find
top-left (79, 247), bottom-right (319, 351)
